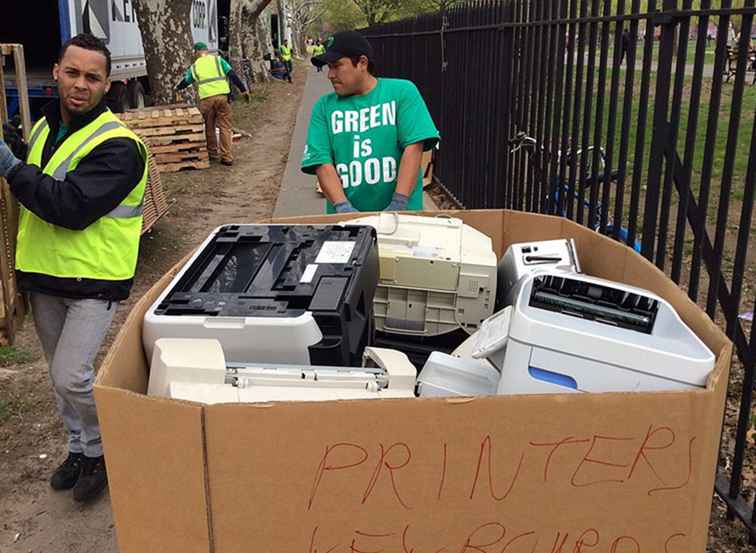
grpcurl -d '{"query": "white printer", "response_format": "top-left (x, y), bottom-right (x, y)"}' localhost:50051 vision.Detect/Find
top-left (142, 224), bottom-right (378, 367)
top-left (469, 272), bottom-right (716, 394)
top-left (416, 240), bottom-right (582, 398)
top-left (345, 213), bottom-right (498, 337)
top-left (148, 338), bottom-right (417, 404)
top-left (497, 239), bottom-right (581, 307)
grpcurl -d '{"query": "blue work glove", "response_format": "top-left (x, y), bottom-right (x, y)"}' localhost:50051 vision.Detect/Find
top-left (0, 140), bottom-right (21, 178)
top-left (384, 192), bottom-right (409, 211)
top-left (334, 201), bottom-right (358, 213)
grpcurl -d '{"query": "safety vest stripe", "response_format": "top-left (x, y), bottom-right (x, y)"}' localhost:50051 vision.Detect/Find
top-left (28, 121), bottom-right (49, 154)
top-left (193, 56), bottom-right (225, 85)
top-left (195, 76), bottom-right (227, 85)
top-left (107, 204), bottom-right (143, 219)
top-left (51, 121), bottom-right (125, 180)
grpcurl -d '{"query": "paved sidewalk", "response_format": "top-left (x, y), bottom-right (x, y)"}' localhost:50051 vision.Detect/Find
top-left (273, 67), bottom-right (333, 218)
top-left (273, 67), bottom-right (437, 218)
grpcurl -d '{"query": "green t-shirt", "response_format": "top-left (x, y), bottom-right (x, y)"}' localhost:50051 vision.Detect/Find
top-left (56, 124), bottom-right (69, 144)
top-left (301, 78), bottom-right (440, 213)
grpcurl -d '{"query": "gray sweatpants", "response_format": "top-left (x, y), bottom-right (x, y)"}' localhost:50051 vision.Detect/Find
top-left (30, 293), bottom-right (117, 458)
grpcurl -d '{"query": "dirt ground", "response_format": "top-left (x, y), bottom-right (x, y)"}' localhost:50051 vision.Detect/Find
top-left (0, 68), bottom-right (306, 552)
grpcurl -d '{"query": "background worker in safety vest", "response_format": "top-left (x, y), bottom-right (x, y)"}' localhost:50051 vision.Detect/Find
top-left (0, 33), bottom-right (148, 503)
top-left (280, 40), bottom-right (294, 80)
top-left (176, 42), bottom-right (250, 166)
top-left (312, 40), bottom-right (326, 72)
top-left (275, 48), bottom-right (293, 83)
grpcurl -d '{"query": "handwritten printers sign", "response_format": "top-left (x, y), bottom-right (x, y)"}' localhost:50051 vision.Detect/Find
top-left (206, 397), bottom-right (713, 553)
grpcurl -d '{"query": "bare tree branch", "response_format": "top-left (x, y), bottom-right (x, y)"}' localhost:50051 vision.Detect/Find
top-left (350, 0), bottom-right (404, 26)
top-left (229, 0), bottom-right (276, 86)
top-left (288, 0), bottom-right (326, 53)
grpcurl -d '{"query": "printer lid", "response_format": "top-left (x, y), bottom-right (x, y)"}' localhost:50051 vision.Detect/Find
top-left (349, 213), bottom-right (463, 258)
top-left (472, 306), bottom-right (512, 359)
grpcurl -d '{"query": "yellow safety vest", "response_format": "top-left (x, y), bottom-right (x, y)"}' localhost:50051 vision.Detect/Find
top-left (191, 55), bottom-right (231, 99)
top-left (17, 110), bottom-right (148, 281)
top-left (280, 45), bottom-right (292, 61)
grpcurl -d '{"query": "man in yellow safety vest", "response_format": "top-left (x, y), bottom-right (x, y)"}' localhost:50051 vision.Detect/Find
top-left (0, 33), bottom-right (147, 503)
top-left (280, 40), bottom-right (294, 79)
top-left (177, 42), bottom-right (250, 166)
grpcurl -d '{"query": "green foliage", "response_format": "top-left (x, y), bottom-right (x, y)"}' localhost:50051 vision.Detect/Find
top-left (320, 0), bottom-right (465, 31)
top-left (0, 346), bottom-right (35, 368)
top-left (322, 0), bottom-right (366, 31)
top-left (321, 0), bottom-right (753, 30)
top-left (394, 0), bottom-right (465, 18)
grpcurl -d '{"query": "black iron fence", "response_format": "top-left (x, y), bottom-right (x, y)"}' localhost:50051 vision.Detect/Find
top-left (364, 0), bottom-right (755, 543)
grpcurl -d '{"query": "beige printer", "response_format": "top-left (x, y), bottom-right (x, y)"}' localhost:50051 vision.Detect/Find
top-left (346, 214), bottom-right (498, 337)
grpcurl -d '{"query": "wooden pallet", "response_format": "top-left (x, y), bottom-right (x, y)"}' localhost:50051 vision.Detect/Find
top-left (121, 112), bottom-right (204, 129)
top-left (159, 160), bottom-right (211, 173)
top-left (141, 153), bottom-right (169, 235)
top-left (0, 44), bottom-right (31, 345)
top-left (121, 106), bottom-right (209, 174)
top-left (143, 133), bottom-right (206, 147)
top-left (126, 102), bottom-right (193, 113)
top-left (153, 150), bottom-right (209, 164)
top-left (148, 141), bottom-right (208, 154)
top-left (133, 124), bottom-right (206, 137)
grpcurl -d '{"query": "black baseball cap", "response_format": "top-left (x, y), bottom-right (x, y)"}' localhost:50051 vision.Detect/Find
top-left (311, 31), bottom-right (374, 68)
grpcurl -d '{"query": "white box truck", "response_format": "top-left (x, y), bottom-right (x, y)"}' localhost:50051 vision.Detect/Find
top-left (2, 0), bottom-right (220, 114)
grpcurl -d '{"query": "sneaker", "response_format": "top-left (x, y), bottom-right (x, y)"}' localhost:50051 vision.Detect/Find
top-left (50, 452), bottom-right (83, 490)
top-left (72, 455), bottom-right (108, 502)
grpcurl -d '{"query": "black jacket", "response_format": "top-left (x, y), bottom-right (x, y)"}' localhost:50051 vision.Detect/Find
top-left (6, 100), bottom-right (146, 301)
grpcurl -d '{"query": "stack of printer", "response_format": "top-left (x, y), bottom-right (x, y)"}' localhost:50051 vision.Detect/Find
top-left (345, 213), bottom-right (499, 365)
top-left (417, 240), bottom-right (715, 396)
top-left (142, 223), bottom-right (715, 405)
top-left (142, 223), bottom-right (421, 404)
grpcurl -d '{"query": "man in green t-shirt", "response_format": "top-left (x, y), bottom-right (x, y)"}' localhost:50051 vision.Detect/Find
top-left (301, 31), bottom-right (440, 213)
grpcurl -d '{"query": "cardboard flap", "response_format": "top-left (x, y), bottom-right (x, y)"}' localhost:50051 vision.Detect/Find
top-left (94, 387), bottom-right (211, 553)
top-left (204, 390), bottom-right (721, 553)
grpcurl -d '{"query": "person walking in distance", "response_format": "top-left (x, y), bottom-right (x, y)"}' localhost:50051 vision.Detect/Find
top-left (312, 40), bottom-right (326, 72)
top-left (301, 32), bottom-right (439, 213)
top-left (280, 40), bottom-right (294, 81)
top-left (0, 33), bottom-right (148, 502)
top-left (177, 42), bottom-right (250, 166)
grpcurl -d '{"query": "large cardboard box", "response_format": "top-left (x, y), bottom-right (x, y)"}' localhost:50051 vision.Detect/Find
top-left (95, 210), bottom-right (731, 553)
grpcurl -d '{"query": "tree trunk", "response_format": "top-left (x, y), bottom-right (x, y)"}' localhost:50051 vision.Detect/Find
top-left (133, 0), bottom-right (194, 105)
top-left (296, 28), bottom-right (308, 57)
top-left (229, 0), bottom-right (275, 87)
